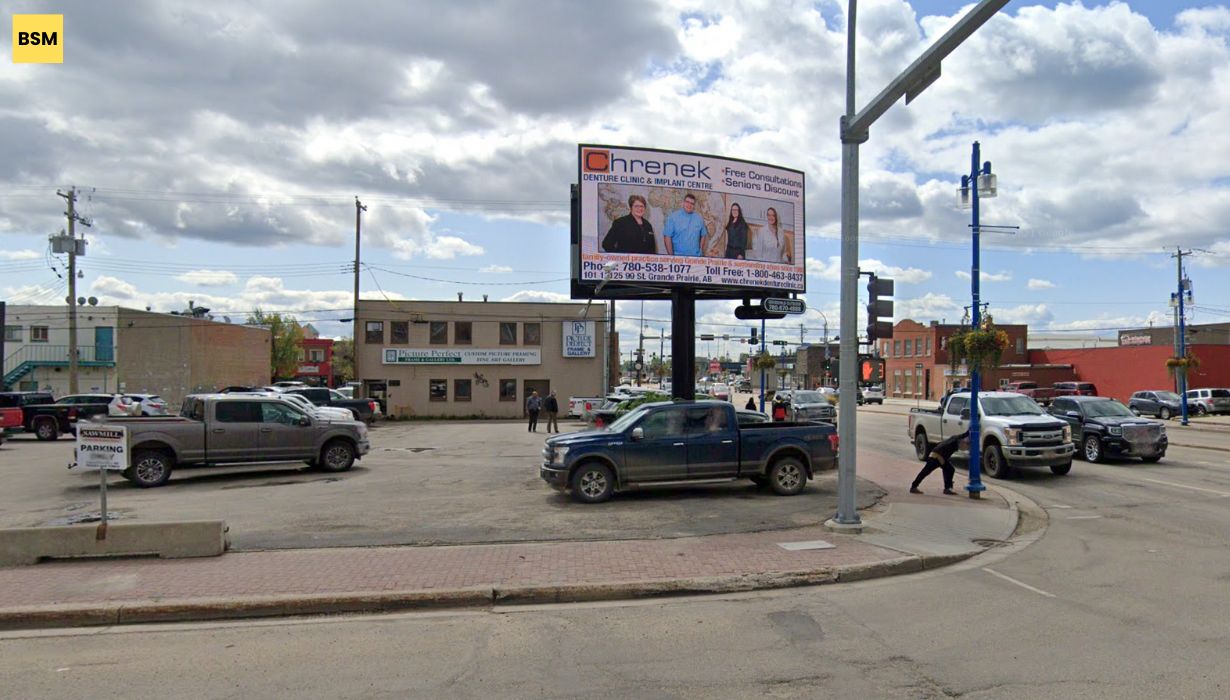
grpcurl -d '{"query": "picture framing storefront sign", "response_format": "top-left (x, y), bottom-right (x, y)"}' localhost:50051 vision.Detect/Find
top-left (562, 321), bottom-right (595, 358)
top-left (382, 348), bottom-right (542, 365)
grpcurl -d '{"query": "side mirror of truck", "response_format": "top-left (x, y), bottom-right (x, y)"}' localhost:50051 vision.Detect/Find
top-left (960, 409), bottom-right (970, 420)
top-left (631, 426), bottom-right (644, 441)
top-left (1065, 411), bottom-right (1081, 420)
top-left (298, 416), bottom-right (312, 427)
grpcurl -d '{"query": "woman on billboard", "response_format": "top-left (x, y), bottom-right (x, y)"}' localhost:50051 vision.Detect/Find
top-left (601, 194), bottom-right (657, 254)
top-left (749, 206), bottom-right (790, 263)
top-left (723, 202), bottom-right (749, 259)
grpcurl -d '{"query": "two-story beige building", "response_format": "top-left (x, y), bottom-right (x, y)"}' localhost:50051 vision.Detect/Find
top-left (354, 300), bottom-right (607, 418)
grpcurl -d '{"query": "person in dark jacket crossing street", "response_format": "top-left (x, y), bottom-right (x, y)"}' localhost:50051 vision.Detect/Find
top-left (544, 391), bottom-right (560, 433)
top-left (911, 430), bottom-right (969, 495)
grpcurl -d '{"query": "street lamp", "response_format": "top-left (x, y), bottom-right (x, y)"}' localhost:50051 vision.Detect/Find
top-left (955, 141), bottom-right (997, 499)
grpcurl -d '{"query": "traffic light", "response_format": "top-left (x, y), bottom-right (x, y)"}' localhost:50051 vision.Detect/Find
top-left (858, 354), bottom-right (884, 383)
top-left (866, 273), bottom-right (895, 343)
top-left (749, 327), bottom-right (758, 345)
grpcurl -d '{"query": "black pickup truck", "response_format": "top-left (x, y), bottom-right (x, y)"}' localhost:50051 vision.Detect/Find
top-left (0, 391), bottom-right (103, 441)
top-left (541, 400), bottom-right (839, 503)
top-left (283, 388), bottom-right (379, 423)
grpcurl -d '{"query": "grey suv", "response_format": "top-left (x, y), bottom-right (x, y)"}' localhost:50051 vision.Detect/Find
top-left (1128, 390), bottom-right (1183, 420)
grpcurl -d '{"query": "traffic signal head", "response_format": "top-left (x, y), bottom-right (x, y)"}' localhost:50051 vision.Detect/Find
top-left (866, 273), bottom-right (895, 343)
top-left (749, 327), bottom-right (758, 345)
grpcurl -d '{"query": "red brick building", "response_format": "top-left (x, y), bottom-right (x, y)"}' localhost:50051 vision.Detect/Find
top-left (1029, 344), bottom-right (1230, 403)
top-left (879, 320), bottom-right (1032, 400)
top-left (295, 324), bottom-right (334, 387)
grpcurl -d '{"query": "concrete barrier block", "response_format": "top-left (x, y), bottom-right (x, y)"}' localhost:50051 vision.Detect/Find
top-left (0, 521), bottom-right (228, 567)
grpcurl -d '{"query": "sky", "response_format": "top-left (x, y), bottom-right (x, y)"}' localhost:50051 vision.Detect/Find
top-left (2, 0), bottom-right (1229, 363)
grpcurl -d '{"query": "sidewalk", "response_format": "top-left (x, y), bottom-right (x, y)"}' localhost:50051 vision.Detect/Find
top-left (0, 451), bottom-right (1020, 631)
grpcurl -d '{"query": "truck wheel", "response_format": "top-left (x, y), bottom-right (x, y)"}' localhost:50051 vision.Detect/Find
top-left (34, 418), bottom-right (59, 441)
top-left (127, 449), bottom-right (174, 488)
top-left (570, 462), bottom-right (614, 503)
top-left (319, 440), bottom-right (356, 472)
top-left (768, 457), bottom-right (807, 496)
top-left (1083, 435), bottom-right (1103, 463)
top-left (1050, 462), bottom-right (1072, 475)
top-left (981, 444), bottom-right (1012, 479)
top-left (913, 431), bottom-right (930, 462)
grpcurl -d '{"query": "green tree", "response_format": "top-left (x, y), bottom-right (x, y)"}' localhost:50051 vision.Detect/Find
top-left (332, 337), bottom-right (354, 384)
top-left (247, 308), bottom-right (304, 380)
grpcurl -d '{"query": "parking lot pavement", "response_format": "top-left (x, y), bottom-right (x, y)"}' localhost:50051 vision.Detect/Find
top-left (0, 419), bottom-right (884, 551)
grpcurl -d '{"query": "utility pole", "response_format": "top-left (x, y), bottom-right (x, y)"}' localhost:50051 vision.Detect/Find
top-left (1173, 248), bottom-right (1193, 425)
top-left (56, 187), bottom-right (91, 395)
top-left (353, 197), bottom-right (367, 396)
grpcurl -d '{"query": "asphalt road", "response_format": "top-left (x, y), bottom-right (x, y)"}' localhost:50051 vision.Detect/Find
top-left (0, 415), bottom-right (881, 550)
top-left (3, 408), bottom-right (1226, 698)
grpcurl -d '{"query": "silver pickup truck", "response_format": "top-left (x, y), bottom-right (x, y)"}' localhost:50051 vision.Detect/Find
top-left (87, 394), bottom-right (370, 487)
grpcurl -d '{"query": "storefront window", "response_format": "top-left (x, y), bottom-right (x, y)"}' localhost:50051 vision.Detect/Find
top-left (391, 321), bottom-right (409, 344)
top-left (455, 322), bottom-right (472, 345)
top-left (499, 378), bottom-right (516, 401)
top-left (524, 322), bottom-right (541, 345)
top-left (454, 379), bottom-right (472, 402)
top-left (500, 322), bottom-right (517, 345)
top-left (365, 321), bottom-right (384, 344)
top-left (429, 379), bottom-right (447, 402)
top-left (430, 321), bottom-right (448, 345)
top-left (32, 326), bottom-right (49, 343)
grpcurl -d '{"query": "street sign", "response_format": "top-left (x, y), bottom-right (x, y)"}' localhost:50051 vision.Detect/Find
top-left (764, 298), bottom-right (806, 315)
top-left (735, 304), bottom-right (786, 320)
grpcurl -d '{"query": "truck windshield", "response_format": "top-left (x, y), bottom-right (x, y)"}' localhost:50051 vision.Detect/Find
top-left (792, 391), bottom-right (824, 404)
top-left (981, 396), bottom-right (1044, 416)
top-left (607, 406), bottom-right (650, 433)
top-left (1083, 400), bottom-right (1134, 418)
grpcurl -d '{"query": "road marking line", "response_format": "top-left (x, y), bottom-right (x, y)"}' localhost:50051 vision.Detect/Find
top-left (1048, 504), bottom-right (1073, 509)
top-left (1140, 478), bottom-right (1230, 497)
top-left (1066, 515), bottom-right (1103, 520)
top-left (982, 568), bottom-right (1056, 598)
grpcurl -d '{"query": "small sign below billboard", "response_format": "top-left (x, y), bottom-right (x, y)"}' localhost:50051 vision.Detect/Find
top-left (73, 424), bottom-right (128, 471)
top-left (764, 298), bottom-right (806, 315)
top-left (562, 321), bottom-right (595, 357)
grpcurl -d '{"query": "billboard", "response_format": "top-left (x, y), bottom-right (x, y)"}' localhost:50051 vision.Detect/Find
top-left (576, 145), bottom-right (805, 295)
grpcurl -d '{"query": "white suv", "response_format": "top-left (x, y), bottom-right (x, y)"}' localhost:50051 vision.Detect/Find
top-left (863, 385), bottom-right (885, 405)
top-left (1185, 388), bottom-right (1230, 415)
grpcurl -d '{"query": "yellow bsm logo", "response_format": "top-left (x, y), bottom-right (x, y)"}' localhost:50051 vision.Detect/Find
top-left (12, 14), bottom-right (63, 63)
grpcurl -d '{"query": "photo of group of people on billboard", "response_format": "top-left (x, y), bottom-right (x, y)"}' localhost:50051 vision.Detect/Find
top-left (599, 187), bottom-right (795, 264)
top-left (577, 145), bottom-right (805, 293)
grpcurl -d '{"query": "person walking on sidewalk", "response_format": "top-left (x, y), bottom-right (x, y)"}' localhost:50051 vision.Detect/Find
top-left (544, 390), bottom-right (560, 433)
top-left (745, 396), bottom-right (757, 411)
top-left (911, 430), bottom-right (969, 495)
top-left (526, 391), bottom-right (542, 432)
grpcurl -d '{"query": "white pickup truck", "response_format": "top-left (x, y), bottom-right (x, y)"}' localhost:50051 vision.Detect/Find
top-left (907, 391), bottom-right (1075, 478)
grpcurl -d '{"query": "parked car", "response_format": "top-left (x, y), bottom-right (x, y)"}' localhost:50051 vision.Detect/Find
top-left (540, 401), bottom-right (839, 503)
top-left (1003, 381), bottom-right (1056, 405)
top-left (1128, 390), bottom-right (1183, 420)
top-left (710, 383), bottom-right (731, 401)
top-left (1048, 396), bottom-right (1167, 463)
top-left (1185, 388), bottom-right (1230, 416)
top-left (908, 391), bottom-right (1075, 478)
top-left (569, 395), bottom-right (606, 419)
top-left (56, 393), bottom-right (139, 418)
top-left (283, 387), bottom-right (379, 423)
top-left (0, 391), bottom-right (84, 441)
top-left (1052, 381), bottom-right (1098, 397)
top-left (228, 391), bottom-right (355, 422)
top-left (83, 394), bottom-right (370, 487)
top-left (0, 407), bottom-right (23, 445)
top-left (862, 385), bottom-right (885, 405)
top-left (124, 393), bottom-right (171, 416)
top-left (774, 390), bottom-right (837, 424)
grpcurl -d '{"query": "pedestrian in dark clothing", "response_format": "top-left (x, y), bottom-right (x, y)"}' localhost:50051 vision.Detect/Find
top-left (526, 391), bottom-right (542, 432)
top-left (544, 391), bottom-right (560, 433)
top-left (745, 397), bottom-right (757, 411)
top-left (911, 430), bottom-right (968, 495)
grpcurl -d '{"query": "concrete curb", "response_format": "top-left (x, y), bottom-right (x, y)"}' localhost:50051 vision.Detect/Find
top-left (0, 520), bottom-right (228, 568)
top-left (0, 552), bottom-right (983, 632)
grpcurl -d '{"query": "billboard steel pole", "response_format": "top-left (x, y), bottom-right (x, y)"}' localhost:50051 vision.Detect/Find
top-left (830, 0), bottom-right (1011, 530)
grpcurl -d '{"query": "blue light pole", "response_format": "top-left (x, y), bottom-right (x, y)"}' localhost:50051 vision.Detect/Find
top-left (759, 317), bottom-right (767, 412)
top-left (959, 141), bottom-right (996, 499)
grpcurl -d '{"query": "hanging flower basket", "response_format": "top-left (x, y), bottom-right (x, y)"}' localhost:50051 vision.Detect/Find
top-left (752, 351), bottom-right (777, 371)
top-left (1166, 353), bottom-right (1200, 376)
top-left (947, 323), bottom-right (1010, 374)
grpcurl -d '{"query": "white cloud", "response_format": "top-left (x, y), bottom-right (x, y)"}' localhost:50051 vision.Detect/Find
top-left (0, 249), bottom-right (39, 261)
top-left (501, 290), bottom-right (571, 304)
top-left (895, 293), bottom-right (963, 324)
top-left (480, 264), bottom-right (513, 273)
top-left (176, 269), bottom-right (239, 287)
top-left (955, 270), bottom-right (1012, 282)
top-left (807, 256), bottom-right (930, 284)
top-left (91, 276), bottom-right (138, 300)
top-left (991, 304), bottom-right (1055, 326)
top-left (1028, 278), bottom-right (1056, 289)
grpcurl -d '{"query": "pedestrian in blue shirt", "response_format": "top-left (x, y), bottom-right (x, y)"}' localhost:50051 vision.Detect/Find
top-left (663, 194), bottom-right (709, 257)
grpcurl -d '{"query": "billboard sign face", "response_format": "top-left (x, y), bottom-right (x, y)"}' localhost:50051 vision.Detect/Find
top-left (577, 145), bottom-right (805, 293)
